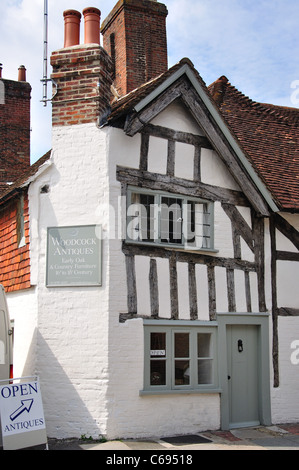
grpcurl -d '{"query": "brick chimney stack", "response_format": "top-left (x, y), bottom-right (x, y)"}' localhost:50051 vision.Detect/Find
top-left (0, 65), bottom-right (31, 183)
top-left (50, 8), bottom-right (113, 127)
top-left (101, 0), bottom-right (168, 97)
top-left (50, 1), bottom-right (168, 127)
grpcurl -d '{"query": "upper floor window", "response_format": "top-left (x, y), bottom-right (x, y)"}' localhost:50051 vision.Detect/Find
top-left (126, 187), bottom-right (214, 251)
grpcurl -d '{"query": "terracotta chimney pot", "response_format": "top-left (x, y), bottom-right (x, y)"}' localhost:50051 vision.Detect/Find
top-left (83, 7), bottom-right (101, 44)
top-left (63, 10), bottom-right (82, 47)
top-left (18, 65), bottom-right (26, 82)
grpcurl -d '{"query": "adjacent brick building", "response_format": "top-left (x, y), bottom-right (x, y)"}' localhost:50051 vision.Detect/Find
top-left (0, 65), bottom-right (31, 183)
top-left (0, 65), bottom-right (31, 293)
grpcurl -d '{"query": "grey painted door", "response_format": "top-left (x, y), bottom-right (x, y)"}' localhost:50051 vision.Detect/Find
top-left (227, 325), bottom-right (260, 428)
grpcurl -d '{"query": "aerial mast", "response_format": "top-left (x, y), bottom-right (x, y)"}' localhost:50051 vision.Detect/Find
top-left (41, 0), bottom-right (48, 106)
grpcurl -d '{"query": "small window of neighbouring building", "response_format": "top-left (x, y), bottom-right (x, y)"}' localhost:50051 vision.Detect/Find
top-left (17, 194), bottom-right (26, 248)
top-left (126, 187), bottom-right (214, 251)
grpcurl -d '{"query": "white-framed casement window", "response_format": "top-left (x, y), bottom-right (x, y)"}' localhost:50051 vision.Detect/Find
top-left (142, 323), bottom-right (219, 393)
top-left (126, 187), bottom-right (214, 251)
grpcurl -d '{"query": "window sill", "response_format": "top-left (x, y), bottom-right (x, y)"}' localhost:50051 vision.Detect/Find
top-left (139, 388), bottom-right (222, 396)
top-left (125, 240), bottom-right (219, 254)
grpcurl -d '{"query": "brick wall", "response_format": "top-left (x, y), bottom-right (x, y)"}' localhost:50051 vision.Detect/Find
top-left (0, 79), bottom-right (31, 183)
top-left (50, 45), bottom-right (113, 127)
top-left (0, 192), bottom-right (30, 292)
top-left (101, 0), bottom-right (168, 97)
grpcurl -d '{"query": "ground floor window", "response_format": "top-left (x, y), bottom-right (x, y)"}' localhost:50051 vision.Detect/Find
top-left (143, 323), bottom-right (218, 392)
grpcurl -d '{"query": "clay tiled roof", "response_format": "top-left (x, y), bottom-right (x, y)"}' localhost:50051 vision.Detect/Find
top-left (209, 77), bottom-right (299, 212)
top-left (0, 183), bottom-right (10, 195)
top-left (0, 151), bottom-right (51, 203)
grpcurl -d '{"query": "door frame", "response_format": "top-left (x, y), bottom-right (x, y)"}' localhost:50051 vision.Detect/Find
top-left (217, 313), bottom-right (271, 430)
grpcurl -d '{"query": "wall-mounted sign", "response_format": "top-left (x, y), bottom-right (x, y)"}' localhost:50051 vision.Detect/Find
top-left (46, 225), bottom-right (102, 287)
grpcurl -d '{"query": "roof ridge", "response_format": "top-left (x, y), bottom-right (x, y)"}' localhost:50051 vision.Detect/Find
top-left (223, 81), bottom-right (299, 124)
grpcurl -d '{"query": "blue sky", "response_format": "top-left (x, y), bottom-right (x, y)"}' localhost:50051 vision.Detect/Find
top-left (0, 0), bottom-right (298, 163)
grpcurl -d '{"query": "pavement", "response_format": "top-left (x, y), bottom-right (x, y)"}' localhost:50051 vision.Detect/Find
top-left (43, 423), bottom-right (299, 451)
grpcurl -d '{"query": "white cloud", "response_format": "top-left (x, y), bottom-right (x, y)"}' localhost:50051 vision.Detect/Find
top-left (0, 0), bottom-right (298, 164)
top-left (167, 0), bottom-right (299, 105)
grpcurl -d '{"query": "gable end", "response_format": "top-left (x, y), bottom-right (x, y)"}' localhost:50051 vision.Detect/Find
top-left (122, 66), bottom-right (275, 216)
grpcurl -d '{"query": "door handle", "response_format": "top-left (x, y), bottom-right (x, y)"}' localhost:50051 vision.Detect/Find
top-left (228, 375), bottom-right (231, 380)
top-left (238, 339), bottom-right (243, 353)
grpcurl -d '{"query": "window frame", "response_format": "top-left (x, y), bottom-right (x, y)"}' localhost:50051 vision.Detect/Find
top-left (142, 322), bottom-right (220, 395)
top-left (126, 186), bottom-right (216, 252)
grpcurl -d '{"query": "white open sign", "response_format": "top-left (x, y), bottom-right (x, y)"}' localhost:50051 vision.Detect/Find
top-left (0, 377), bottom-right (47, 450)
top-left (150, 350), bottom-right (166, 356)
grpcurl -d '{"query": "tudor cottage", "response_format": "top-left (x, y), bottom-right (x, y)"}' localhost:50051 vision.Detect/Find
top-left (0, 0), bottom-right (298, 440)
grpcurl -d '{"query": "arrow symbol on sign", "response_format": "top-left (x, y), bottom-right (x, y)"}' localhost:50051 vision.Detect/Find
top-left (9, 399), bottom-right (34, 422)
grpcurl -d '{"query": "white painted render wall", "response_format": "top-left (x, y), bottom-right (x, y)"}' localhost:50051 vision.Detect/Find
top-left (271, 317), bottom-right (299, 424)
top-left (6, 288), bottom-right (37, 378)
top-left (264, 213), bottom-right (299, 425)
top-left (37, 123), bottom-right (111, 439)
top-left (276, 213), bottom-right (299, 309)
top-left (7, 123), bottom-right (112, 439)
top-left (105, 121), bottom-right (222, 439)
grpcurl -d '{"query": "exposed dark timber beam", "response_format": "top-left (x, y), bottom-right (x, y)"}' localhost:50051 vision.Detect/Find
top-left (116, 166), bottom-right (249, 206)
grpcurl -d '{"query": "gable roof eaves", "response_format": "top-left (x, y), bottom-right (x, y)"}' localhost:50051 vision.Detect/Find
top-left (0, 150), bottom-right (52, 206)
top-left (106, 59), bottom-right (196, 125)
